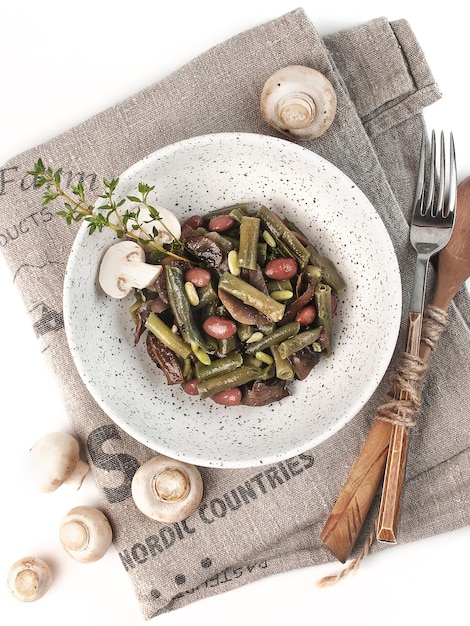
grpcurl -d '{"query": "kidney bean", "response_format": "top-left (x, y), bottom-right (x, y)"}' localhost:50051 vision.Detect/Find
top-left (208, 214), bottom-right (235, 232)
top-left (264, 257), bottom-right (298, 280)
top-left (211, 388), bottom-right (242, 406)
top-left (185, 267), bottom-right (211, 287)
top-left (184, 215), bottom-right (204, 229)
top-left (183, 379), bottom-right (199, 395)
top-left (295, 304), bottom-right (317, 326)
top-left (202, 315), bottom-right (237, 339)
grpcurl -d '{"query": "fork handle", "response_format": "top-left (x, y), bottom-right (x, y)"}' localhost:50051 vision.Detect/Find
top-left (376, 311), bottom-right (422, 542)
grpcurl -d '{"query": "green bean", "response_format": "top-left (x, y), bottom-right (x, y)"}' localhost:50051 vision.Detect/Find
top-left (182, 357), bottom-right (193, 379)
top-left (270, 345), bottom-right (294, 380)
top-left (257, 205), bottom-right (310, 270)
top-left (203, 203), bottom-right (250, 222)
top-left (256, 322), bottom-right (276, 335)
top-left (243, 354), bottom-right (263, 369)
top-left (237, 323), bottom-right (254, 342)
top-left (267, 279), bottom-right (292, 294)
top-left (195, 353), bottom-right (243, 382)
top-left (194, 282), bottom-right (219, 310)
top-left (238, 216), bottom-right (260, 270)
top-left (218, 334), bottom-right (239, 356)
top-left (307, 244), bottom-right (345, 294)
top-left (205, 231), bottom-right (235, 252)
top-left (315, 282), bottom-right (333, 356)
top-left (304, 264), bottom-right (322, 283)
top-left (256, 242), bottom-right (267, 266)
top-left (229, 204), bottom-right (250, 223)
top-left (245, 321), bottom-right (300, 354)
top-left (218, 272), bottom-right (285, 322)
top-left (277, 327), bottom-right (323, 359)
top-left (197, 365), bottom-right (262, 399)
top-left (165, 265), bottom-right (207, 350)
top-left (145, 312), bottom-right (192, 359)
top-left (283, 217), bottom-right (346, 294)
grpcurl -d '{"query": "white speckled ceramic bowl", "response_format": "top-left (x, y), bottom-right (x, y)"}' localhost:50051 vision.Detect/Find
top-left (64, 133), bottom-right (401, 468)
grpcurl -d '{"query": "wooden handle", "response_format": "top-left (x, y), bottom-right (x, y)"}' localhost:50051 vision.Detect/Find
top-left (376, 425), bottom-right (409, 542)
top-left (376, 311), bottom-right (422, 542)
top-left (320, 419), bottom-right (391, 562)
top-left (321, 312), bottom-right (424, 561)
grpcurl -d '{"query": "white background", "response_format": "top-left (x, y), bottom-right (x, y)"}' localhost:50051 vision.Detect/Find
top-left (1, 1), bottom-right (469, 625)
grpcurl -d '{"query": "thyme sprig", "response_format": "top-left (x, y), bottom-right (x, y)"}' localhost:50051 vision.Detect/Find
top-left (28, 159), bottom-right (190, 262)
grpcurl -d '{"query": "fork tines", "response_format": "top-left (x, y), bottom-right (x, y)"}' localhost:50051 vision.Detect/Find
top-left (415, 130), bottom-right (457, 219)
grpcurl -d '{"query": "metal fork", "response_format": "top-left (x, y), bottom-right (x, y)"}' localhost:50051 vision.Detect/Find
top-left (376, 129), bottom-right (457, 543)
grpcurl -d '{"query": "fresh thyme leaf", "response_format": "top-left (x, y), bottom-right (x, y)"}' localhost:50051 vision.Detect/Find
top-left (29, 158), bottom-right (192, 263)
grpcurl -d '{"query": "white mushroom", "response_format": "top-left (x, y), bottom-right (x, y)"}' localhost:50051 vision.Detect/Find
top-left (7, 556), bottom-right (52, 602)
top-left (98, 240), bottom-right (163, 299)
top-left (126, 204), bottom-right (182, 245)
top-left (260, 65), bottom-right (337, 140)
top-left (59, 506), bottom-right (113, 563)
top-left (131, 455), bottom-right (203, 523)
top-left (29, 432), bottom-right (89, 492)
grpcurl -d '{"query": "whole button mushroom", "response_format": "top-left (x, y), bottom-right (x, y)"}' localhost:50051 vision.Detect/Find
top-left (59, 506), bottom-right (113, 563)
top-left (29, 432), bottom-right (89, 492)
top-left (260, 65), bottom-right (337, 140)
top-left (7, 556), bottom-right (52, 602)
top-left (132, 455), bottom-right (203, 523)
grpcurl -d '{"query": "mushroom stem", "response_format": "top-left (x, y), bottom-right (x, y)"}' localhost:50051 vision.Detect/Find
top-left (154, 468), bottom-right (190, 502)
top-left (29, 432), bottom-right (89, 493)
top-left (278, 92), bottom-right (315, 130)
top-left (63, 458), bottom-right (89, 490)
top-left (7, 557), bottom-right (52, 602)
top-left (132, 455), bottom-right (203, 523)
top-left (59, 506), bottom-right (113, 563)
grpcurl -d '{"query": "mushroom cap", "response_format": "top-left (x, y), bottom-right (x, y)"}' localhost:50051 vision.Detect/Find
top-left (132, 455), bottom-right (203, 523)
top-left (29, 432), bottom-right (88, 493)
top-left (7, 556), bottom-right (52, 602)
top-left (59, 506), bottom-right (113, 563)
top-left (126, 204), bottom-right (182, 245)
top-left (98, 240), bottom-right (163, 299)
top-left (260, 65), bottom-right (337, 140)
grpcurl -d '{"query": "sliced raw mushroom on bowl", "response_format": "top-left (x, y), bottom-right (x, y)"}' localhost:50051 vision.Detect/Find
top-left (98, 240), bottom-right (163, 299)
top-left (132, 455), bottom-right (203, 523)
top-left (260, 65), bottom-right (337, 140)
top-left (29, 432), bottom-right (89, 492)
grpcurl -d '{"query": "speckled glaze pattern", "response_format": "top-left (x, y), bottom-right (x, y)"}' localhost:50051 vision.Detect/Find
top-left (63, 133), bottom-right (402, 468)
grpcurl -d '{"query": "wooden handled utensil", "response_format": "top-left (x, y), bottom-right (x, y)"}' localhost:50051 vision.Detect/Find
top-left (376, 131), bottom-right (457, 542)
top-left (320, 174), bottom-right (470, 563)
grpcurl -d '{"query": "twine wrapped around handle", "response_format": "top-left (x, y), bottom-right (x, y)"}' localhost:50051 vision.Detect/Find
top-left (317, 304), bottom-right (449, 587)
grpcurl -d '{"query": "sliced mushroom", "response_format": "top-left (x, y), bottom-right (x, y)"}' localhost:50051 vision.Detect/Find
top-left (132, 455), bottom-right (203, 523)
top-left (218, 288), bottom-right (271, 325)
top-left (260, 65), bottom-right (337, 140)
top-left (59, 506), bottom-right (113, 563)
top-left (29, 432), bottom-right (89, 492)
top-left (98, 240), bottom-right (163, 299)
top-left (126, 205), bottom-right (181, 245)
top-left (7, 556), bottom-right (52, 602)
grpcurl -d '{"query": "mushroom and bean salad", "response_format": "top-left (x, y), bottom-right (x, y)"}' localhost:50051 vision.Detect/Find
top-left (101, 201), bottom-right (345, 407)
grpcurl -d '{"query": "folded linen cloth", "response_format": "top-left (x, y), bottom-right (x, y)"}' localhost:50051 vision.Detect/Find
top-left (1, 8), bottom-right (469, 620)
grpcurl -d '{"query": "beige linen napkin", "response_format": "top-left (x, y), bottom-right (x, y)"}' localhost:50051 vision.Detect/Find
top-left (1, 8), bottom-right (469, 620)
